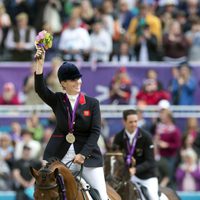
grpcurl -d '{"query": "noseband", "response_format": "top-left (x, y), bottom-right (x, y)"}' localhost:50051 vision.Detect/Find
top-left (35, 182), bottom-right (58, 190)
top-left (35, 168), bottom-right (59, 190)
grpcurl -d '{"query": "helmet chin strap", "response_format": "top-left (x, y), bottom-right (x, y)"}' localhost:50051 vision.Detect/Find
top-left (61, 85), bottom-right (65, 90)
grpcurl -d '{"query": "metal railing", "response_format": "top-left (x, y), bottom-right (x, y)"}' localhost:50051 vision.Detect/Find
top-left (0, 105), bottom-right (200, 118)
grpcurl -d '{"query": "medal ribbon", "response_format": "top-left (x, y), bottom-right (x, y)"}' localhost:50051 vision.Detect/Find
top-left (66, 93), bottom-right (81, 133)
top-left (126, 128), bottom-right (139, 166)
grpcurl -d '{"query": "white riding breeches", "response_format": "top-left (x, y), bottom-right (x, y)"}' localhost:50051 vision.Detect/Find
top-left (131, 175), bottom-right (159, 200)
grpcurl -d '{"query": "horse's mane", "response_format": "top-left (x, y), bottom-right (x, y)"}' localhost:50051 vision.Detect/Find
top-left (38, 157), bottom-right (71, 181)
top-left (45, 157), bottom-right (62, 169)
top-left (38, 157), bottom-right (70, 175)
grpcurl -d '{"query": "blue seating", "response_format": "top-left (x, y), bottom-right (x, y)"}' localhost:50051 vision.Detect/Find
top-left (0, 191), bottom-right (16, 200)
top-left (178, 192), bottom-right (200, 200)
top-left (0, 191), bottom-right (200, 200)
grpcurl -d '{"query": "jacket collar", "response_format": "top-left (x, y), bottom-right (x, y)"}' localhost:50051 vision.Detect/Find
top-left (79, 92), bottom-right (86, 105)
top-left (63, 92), bottom-right (86, 105)
top-left (137, 129), bottom-right (142, 138)
top-left (123, 128), bottom-right (142, 139)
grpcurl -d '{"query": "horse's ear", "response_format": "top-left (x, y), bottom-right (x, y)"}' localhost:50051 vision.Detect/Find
top-left (30, 167), bottom-right (39, 178)
top-left (54, 168), bottom-right (59, 177)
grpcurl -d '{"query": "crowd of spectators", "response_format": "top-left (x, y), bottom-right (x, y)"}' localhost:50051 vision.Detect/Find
top-left (0, 0), bottom-right (200, 199)
top-left (0, 0), bottom-right (198, 105)
top-left (0, 105), bottom-right (200, 199)
top-left (0, 60), bottom-right (198, 106)
top-left (1, 0), bottom-right (200, 62)
top-left (108, 61), bottom-right (197, 105)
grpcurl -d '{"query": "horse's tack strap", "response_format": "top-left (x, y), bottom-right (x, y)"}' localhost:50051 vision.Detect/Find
top-left (76, 177), bottom-right (93, 200)
top-left (35, 183), bottom-right (58, 190)
top-left (76, 176), bottom-right (90, 191)
top-left (57, 173), bottom-right (67, 200)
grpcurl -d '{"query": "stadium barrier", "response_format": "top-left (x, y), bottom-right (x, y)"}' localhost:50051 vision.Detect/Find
top-left (0, 105), bottom-right (200, 119)
top-left (0, 191), bottom-right (200, 200)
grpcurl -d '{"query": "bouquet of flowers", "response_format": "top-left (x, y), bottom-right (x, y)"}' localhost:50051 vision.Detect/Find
top-left (35, 30), bottom-right (53, 50)
top-left (35, 30), bottom-right (53, 59)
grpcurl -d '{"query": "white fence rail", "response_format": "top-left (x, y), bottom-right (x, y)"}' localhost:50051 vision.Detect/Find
top-left (1, 105), bottom-right (200, 118)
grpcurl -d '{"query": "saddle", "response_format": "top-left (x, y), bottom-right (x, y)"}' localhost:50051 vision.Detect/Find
top-left (135, 182), bottom-right (162, 200)
top-left (76, 176), bottom-right (102, 200)
top-left (132, 182), bottom-right (149, 200)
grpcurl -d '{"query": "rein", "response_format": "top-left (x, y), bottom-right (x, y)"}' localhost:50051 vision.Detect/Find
top-left (65, 160), bottom-right (84, 200)
top-left (57, 173), bottom-right (67, 200)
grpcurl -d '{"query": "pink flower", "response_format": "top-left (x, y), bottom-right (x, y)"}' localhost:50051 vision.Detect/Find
top-left (36, 30), bottom-right (46, 41)
top-left (35, 30), bottom-right (53, 49)
top-left (38, 32), bottom-right (45, 39)
top-left (36, 35), bottom-right (41, 41)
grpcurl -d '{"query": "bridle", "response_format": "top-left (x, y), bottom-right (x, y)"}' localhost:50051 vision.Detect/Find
top-left (35, 182), bottom-right (58, 190)
top-left (106, 152), bottom-right (142, 200)
top-left (35, 167), bottom-right (66, 200)
top-left (34, 160), bottom-right (83, 200)
top-left (106, 174), bottom-right (125, 191)
top-left (105, 152), bottom-right (130, 190)
top-left (35, 167), bottom-right (59, 190)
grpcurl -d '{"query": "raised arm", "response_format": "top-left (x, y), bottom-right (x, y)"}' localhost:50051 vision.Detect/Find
top-left (34, 47), bottom-right (57, 108)
top-left (35, 47), bottom-right (46, 74)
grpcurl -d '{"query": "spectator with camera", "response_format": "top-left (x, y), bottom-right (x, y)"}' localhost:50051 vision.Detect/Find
top-left (134, 23), bottom-right (160, 61)
top-left (127, 4), bottom-right (162, 47)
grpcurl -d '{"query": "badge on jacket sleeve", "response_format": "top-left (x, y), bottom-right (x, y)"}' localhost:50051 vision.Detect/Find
top-left (83, 110), bottom-right (90, 116)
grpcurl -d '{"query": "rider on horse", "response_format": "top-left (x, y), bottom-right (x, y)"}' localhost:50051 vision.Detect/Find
top-left (113, 109), bottom-right (159, 200)
top-left (34, 47), bottom-right (109, 200)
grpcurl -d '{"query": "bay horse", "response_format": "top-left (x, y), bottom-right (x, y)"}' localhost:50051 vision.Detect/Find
top-left (30, 158), bottom-right (121, 200)
top-left (104, 152), bottom-right (180, 200)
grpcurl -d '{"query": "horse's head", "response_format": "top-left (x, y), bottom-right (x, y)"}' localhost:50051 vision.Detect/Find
top-left (104, 152), bottom-right (130, 186)
top-left (30, 166), bottom-right (60, 200)
top-left (105, 152), bottom-right (140, 200)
